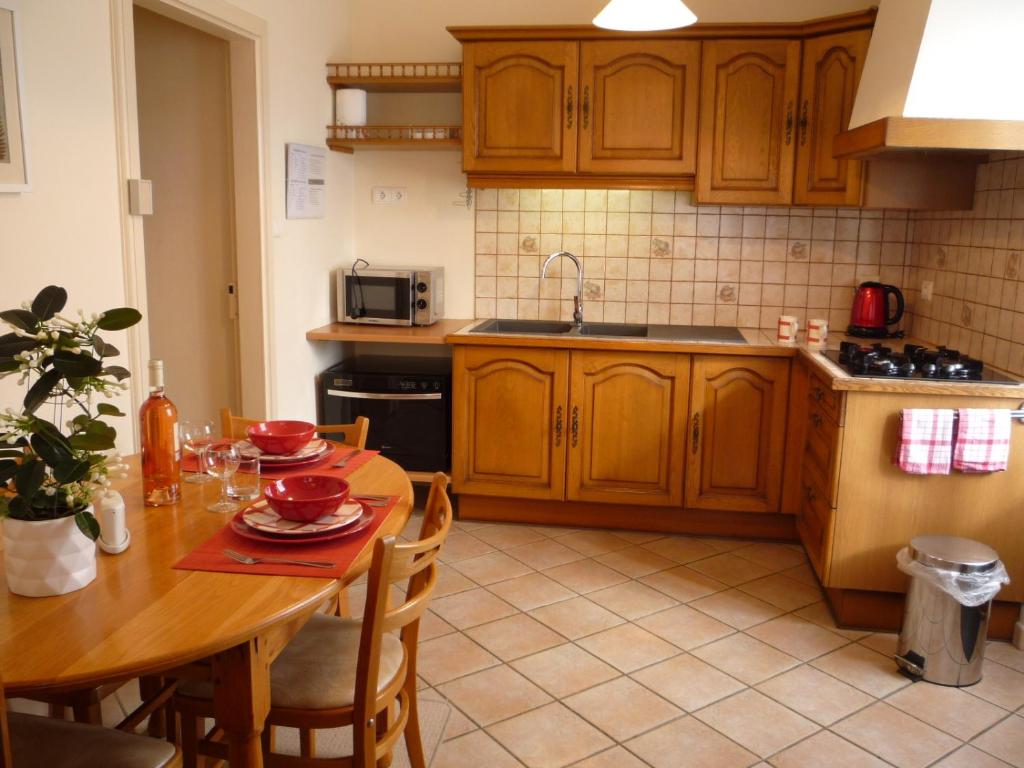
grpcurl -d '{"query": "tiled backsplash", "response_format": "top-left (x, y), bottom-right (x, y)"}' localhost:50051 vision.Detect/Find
top-left (907, 152), bottom-right (1024, 375)
top-left (474, 189), bottom-right (909, 330)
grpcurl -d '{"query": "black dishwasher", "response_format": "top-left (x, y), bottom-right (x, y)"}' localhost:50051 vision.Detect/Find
top-left (318, 356), bottom-right (451, 472)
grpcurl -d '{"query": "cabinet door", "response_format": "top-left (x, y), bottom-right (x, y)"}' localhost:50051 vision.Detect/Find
top-left (696, 39), bottom-right (801, 205)
top-left (578, 40), bottom-right (700, 176)
top-left (462, 41), bottom-right (579, 174)
top-left (567, 351), bottom-right (689, 506)
top-left (686, 356), bottom-right (790, 513)
top-left (794, 30), bottom-right (871, 206)
top-left (452, 346), bottom-right (568, 499)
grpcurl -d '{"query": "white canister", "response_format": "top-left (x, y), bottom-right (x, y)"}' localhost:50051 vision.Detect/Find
top-left (3, 513), bottom-right (97, 597)
top-left (336, 88), bottom-right (367, 126)
top-left (777, 315), bottom-right (800, 345)
top-left (807, 318), bottom-right (829, 346)
top-left (98, 490), bottom-right (130, 554)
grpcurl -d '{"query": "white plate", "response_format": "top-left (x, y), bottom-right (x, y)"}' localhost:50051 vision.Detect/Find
top-left (236, 438), bottom-right (330, 464)
top-left (241, 499), bottom-right (363, 536)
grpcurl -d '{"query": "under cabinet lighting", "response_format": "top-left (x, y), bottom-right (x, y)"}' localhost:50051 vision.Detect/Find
top-left (593, 0), bottom-right (697, 31)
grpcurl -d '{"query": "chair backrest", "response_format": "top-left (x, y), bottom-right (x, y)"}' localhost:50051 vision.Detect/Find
top-left (219, 408), bottom-right (369, 449)
top-left (352, 472), bottom-right (452, 767)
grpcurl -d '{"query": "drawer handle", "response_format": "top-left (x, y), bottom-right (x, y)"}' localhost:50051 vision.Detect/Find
top-left (812, 386), bottom-right (825, 402)
top-left (582, 85), bottom-right (590, 129)
top-left (566, 86), bottom-right (575, 129)
top-left (799, 99), bottom-right (809, 146)
top-left (692, 412), bottom-right (701, 454)
top-left (555, 405), bottom-right (563, 446)
top-left (810, 412), bottom-right (822, 429)
top-left (804, 484), bottom-right (816, 503)
top-left (570, 405), bottom-right (579, 448)
top-left (785, 100), bottom-right (794, 145)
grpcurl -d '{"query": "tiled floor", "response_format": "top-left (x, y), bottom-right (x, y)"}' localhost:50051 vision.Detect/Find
top-left (390, 514), bottom-right (1024, 768)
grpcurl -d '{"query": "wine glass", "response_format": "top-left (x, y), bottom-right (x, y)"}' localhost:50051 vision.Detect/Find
top-left (204, 443), bottom-right (241, 513)
top-left (180, 420), bottom-right (216, 484)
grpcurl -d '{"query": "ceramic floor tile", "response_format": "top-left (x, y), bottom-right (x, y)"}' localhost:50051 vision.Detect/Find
top-left (430, 587), bottom-right (519, 630)
top-left (701, 537), bottom-right (754, 553)
top-left (438, 664), bottom-right (553, 726)
top-left (559, 530), bottom-right (634, 557)
top-left (434, 564), bottom-right (478, 597)
top-left (587, 581), bottom-right (678, 620)
top-left (631, 654), bottom-right (745, 712)
top-left (417, 633), bottom-right (501, 686)
top-left (971, 714), bottom-right (1024, 767)
top-left (577, 623), bottom-right (682, 673)
top-left (439, 532), bottom-right (497, 563)
top-left (694, 689), bottom-right (818, 758)
top-left (810, 643), bottom-right (911, 697)
top-left (857, 632), bottom-right (897, 657)
top-left (610, 530), bottom-right (665, 544)
top-left (635, 604), bottom-right (735, 650)
top-left (731, 542), bottom-right (808, 572)
top-left (745, 615), bottom-right (850, 661)
top-left (506, 539), bottom-right (586, 571)
top-left (756, 666), bottom-right (873, 726)
top-left (639, 566), bottom-right (728, 602)
top-left (594, 546), bottom-right (677, 578)
top-left (511, 644), bottom-right (620, 699)
top-left (792, 601), bottom-right (870, 641)
top-left (472, 523), bottom-right (550, 549)
top-left (779, 562), bottom-right (820, 588)
top-left (488, 572), bottom-right (577, 611)
top-left (564, 677), bottom-right (683, 741)
top-left (528, 597), bottom-right (625, 639)
top-left (736, 573), bottom-right (822, 611)
top-left (488, 702), bottom-right (615, 768)
top-left (624, 716), bottom-right (758, 768)
top-left (768, 730), bottom-right (889, 768)
top-left (833, 701), bottom-right (961, 768)
top-left (966, 662), bottom-right (1024, 711)
top-left (442, 704), bottom-right (477, 740)
top-left (419, 610), bottom-right (458, 641)
top-left (434, 729), bottom-right (524, 768)
top-left (569, 745), bottom-right (650, 768)
top-left (885, 680), bottom-right (1007, 740)
top-left (465, 613), bottom-right (565, 662)
top-left (689, 589), bottom-right (784, 630)
top-left (687, 553), bottom-right (774, 586)
top-left (932, 744), bottom-right (1013, 768)
top-left (451, 551), bottom-right (534, 585)
top-left (543, 560), bottom-right (631, 594)
top-left (692, 633), bottom-right (800, 685)
top-left (641, 536), bottom-right (720, 564)
top-left (986, 642), bottom-right (1024, 674)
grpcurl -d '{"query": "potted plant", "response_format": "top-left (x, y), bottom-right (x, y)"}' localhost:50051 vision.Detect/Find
top-left (0, 286), bottom-right (141, 596)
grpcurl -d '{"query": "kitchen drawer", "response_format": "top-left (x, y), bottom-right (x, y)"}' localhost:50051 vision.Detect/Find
top-left (804, 399), bottom-right (842, 504)
top-left (808, 371), bottom-right (843, 425)
top-left (798, 457), bottom-right (833, 581)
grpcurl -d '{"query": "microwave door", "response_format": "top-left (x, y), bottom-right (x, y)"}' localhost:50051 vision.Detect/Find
top-left (346, 275), bottom-right (412, 323)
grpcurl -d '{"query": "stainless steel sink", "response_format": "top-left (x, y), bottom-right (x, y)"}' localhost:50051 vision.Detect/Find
top-left (578, 322), bottom-right (648, 338)
top-left (467, 319), bottom-right (746, 344)
top-left (469, 319), bottom-right (575, 335)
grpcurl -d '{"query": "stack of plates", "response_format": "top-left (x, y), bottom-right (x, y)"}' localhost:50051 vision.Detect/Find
top-left (235, 438), bottom-right (332, 469)
top-left (230, 498), bottom-right (373, 545)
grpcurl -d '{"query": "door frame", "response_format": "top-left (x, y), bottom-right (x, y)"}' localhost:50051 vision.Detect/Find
top-left (109, 0), bottom-right (274, 444)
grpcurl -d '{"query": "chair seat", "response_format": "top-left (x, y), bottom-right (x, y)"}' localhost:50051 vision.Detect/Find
top-left (178, 614), bottom-right (404, 710)
top-left (8, 711), bottom-right (177, 768)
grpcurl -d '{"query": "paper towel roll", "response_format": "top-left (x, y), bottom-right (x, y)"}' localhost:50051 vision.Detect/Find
top-left (336, 88), bottom-right (367, 126)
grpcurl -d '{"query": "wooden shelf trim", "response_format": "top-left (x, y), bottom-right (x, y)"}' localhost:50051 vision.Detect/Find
top-left (833, 117), bottom-right (1024, 159)
top-left (326, 124), bottom-right (462, 153)
top-left (466, 173), bottom-right (696, 191)
top-left (306, 319), bottom-right (473, 345)
top-left (326, 62), bottom-right (462, 93)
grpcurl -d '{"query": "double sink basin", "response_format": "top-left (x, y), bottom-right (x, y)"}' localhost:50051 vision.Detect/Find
top-left (469, 318), bottom-right (747, 344)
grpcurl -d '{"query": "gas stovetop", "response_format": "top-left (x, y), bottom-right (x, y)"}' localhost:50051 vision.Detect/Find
top-left (824, 342), bottom-right (1021, 384)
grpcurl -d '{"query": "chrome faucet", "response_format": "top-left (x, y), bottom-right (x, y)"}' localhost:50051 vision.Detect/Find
top-left (540, 251), bottom-right (584, 326)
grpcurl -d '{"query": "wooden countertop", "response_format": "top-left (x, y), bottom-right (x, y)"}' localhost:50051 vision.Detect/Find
top-left (306, 318), bottom-right (472, 344)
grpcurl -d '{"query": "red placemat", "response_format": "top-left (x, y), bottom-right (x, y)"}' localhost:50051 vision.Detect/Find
top-left (181, 445), bottom-right (379, 480)
top-left (173, 496), bottom-right (398, 578)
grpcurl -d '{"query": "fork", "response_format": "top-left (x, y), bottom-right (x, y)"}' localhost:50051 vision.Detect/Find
top-left (223, 548), bottom-right (335, 569)
top-left (332, 448), bottom-right (363, 468)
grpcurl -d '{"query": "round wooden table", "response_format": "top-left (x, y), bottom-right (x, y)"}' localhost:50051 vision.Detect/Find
top-left (0, 453), bottom-right (413, 768)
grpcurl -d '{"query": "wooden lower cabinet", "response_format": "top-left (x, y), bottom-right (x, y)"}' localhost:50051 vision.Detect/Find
top-left (686, 355), bottom-right (790, 513)
top-left (567, 351), bottom-right (690, 506)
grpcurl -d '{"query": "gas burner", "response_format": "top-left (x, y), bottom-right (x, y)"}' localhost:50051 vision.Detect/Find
top-left (824, 343), bottom-right (1019, 385)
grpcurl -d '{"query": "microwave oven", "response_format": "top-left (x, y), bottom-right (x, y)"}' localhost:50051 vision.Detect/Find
top-left (337, 266), bottom-right (444, 326)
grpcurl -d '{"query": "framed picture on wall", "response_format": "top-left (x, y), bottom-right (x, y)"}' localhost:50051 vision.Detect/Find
top-left (0, 3), bottom-right (28, 192)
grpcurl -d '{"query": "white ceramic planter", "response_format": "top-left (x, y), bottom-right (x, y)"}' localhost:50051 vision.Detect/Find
top-left (3, 510), bottom-right (97, 597)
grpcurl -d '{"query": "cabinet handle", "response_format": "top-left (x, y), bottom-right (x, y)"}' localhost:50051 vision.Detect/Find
top-left (785, 100), bottom-right (794, 146)
top-left (799, 99), bottom-right (809, 146)
top-left (582, 86), bottom-right (590, 129)
top-left (554, 405), bottom-right (563, 446)
top-left (810, 412), bottom-right (822, 429)
top-left (566, 86), bottom-right (575, 129)
top-left (570, 405), bottom-right (579, 448)
top-left (692, 412), bottom-right (701, 453)
top-left (812, 386), bottom-right (825, 402)
top-left (804, 484), bottom-right (816, 503)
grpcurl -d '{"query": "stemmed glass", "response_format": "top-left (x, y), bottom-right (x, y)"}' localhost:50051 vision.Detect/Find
top-left (180, 420), bottom-right (216, 484)
top-left (204, 443), bottom-right (241, 513)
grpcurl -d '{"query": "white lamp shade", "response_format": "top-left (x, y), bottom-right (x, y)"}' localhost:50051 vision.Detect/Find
top-left (593, 0), bottom-right (697, 31)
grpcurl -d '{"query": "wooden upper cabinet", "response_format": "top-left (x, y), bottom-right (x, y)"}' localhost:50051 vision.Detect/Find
top-left (452, 346), bottom-right (569, 499)
top-left (794, 30), bottom-right (871, 206)
top-left (696, 39), bottom-right (802, 205)
top-left (686, 356), bottom-right (790, 513)
top-left (462, 41), bottom-right (579, 174)
top-left (566, 351), bottom-right (689, 506)
top-left (578, 40), bottom-right (700, 176)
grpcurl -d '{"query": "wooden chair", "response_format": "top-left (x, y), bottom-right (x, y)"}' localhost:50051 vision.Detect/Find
top-left (220, 408), bottom-right (369, 449)
top-left (0, 671), bottom-right (181, 768)
top-left (174, 472), bottom-right (453, 768)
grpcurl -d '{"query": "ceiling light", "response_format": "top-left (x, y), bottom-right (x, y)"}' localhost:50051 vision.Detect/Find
top-left (593, 0), bottom-right (698, 31)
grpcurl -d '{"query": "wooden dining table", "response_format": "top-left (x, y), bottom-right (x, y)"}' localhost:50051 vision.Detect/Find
top-left (0, 451), bottom-right (413, 767)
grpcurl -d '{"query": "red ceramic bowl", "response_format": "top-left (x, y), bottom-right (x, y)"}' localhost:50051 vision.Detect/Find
top-left (263, 475), bottom-right (350, 522)
top-left (246, 420), bottom-right (315, 455)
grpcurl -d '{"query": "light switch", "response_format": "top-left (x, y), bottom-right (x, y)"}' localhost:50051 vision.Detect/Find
top-left (128, 179), bottom-right (153, 216)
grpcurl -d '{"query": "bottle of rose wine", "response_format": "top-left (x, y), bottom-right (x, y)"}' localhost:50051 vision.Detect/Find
top-left (139, 359), bottom-right (181, 506)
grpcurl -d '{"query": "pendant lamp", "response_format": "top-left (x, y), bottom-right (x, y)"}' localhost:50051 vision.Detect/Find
top-left (593, 0), bottom-right (698, 31)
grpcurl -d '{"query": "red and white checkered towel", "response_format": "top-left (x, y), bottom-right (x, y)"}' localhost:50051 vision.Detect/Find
top-left (894, 409), bottom-right (955, 475)
top-left (953, 409), bottom-right (1011, 473)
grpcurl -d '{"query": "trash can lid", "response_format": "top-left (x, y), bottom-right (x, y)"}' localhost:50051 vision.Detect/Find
top-left (908, 535), bottom-right (999, 574)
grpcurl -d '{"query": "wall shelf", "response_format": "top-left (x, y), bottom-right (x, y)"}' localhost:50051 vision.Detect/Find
top-left (326, 124), bottom-right (462, 154)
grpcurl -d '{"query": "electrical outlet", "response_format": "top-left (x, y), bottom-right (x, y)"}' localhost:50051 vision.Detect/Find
top-left (921, 280), bottom-right (934, 301)
top-left (371, 186), bottom-right (407, 205)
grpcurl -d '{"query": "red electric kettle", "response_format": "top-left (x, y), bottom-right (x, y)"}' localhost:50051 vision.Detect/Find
top-left (849, 282), bottom-right (904, 338)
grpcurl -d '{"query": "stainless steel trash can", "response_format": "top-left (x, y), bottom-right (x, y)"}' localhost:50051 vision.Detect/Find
top-left (895, 535), bottom-right (1000, 686)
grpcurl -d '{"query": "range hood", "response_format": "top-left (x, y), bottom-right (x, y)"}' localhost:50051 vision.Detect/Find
top-left (834, 0), bottom-right (1024, 159)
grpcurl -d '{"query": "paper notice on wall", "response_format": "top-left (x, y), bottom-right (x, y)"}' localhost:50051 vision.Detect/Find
top-left (285, 143), bottom-right (326, 219)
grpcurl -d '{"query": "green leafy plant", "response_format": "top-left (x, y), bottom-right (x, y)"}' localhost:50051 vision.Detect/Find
top-left (0, 286), bottom-right (141, 539)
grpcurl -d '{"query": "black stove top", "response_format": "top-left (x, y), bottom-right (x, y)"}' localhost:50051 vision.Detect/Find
top-left (824, 342), bottom-right (1020, 384)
